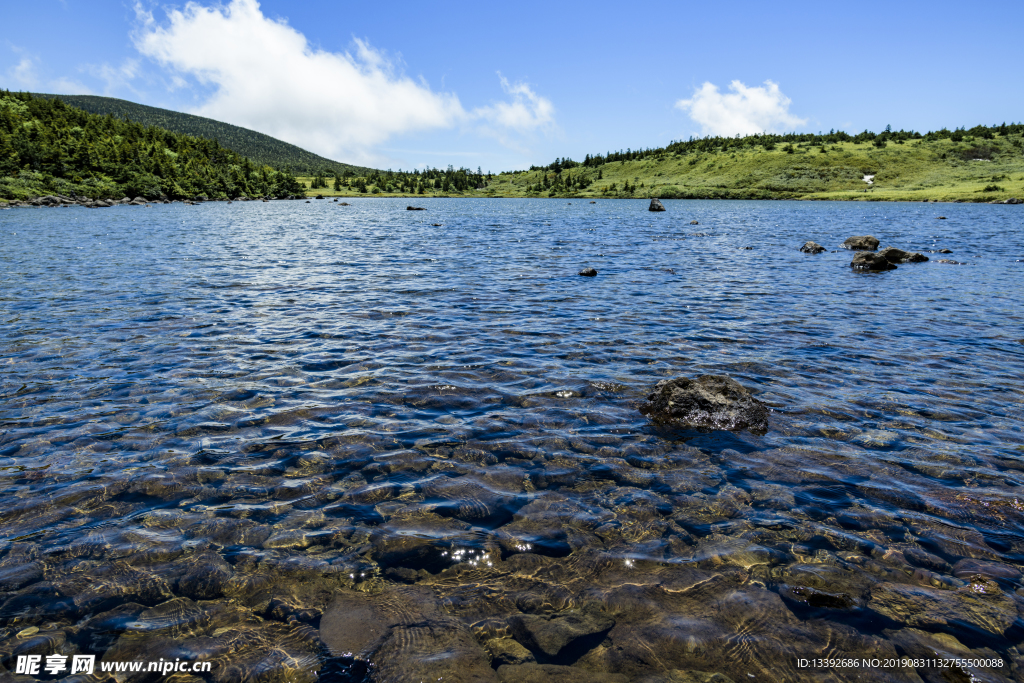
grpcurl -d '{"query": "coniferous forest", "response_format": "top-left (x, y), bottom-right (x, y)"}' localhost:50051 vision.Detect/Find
top-left (0, 92), bottom-right (305, 201)
top-left (29, 93), bottom-right (371, 177)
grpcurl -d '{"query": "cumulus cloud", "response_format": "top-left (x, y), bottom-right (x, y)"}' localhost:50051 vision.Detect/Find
top-left (85, 59), bottom-right (141, 95)
top-left (133, 0), bottom-right (551, 165)
top-left (5, 54), bottom-right (39, 89)
top-left (676, 80), bottom-right (807, 136)
top-left (472, 75), bottom-right (554, 132)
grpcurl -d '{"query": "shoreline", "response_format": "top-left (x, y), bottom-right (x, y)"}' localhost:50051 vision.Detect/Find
top-left (3, 194), bottom-right (1021, 207)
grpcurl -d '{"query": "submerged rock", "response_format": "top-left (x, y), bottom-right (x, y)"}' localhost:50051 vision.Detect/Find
top-left (868, 581), bottom-right (1015, 635)
top-left (375, 620), bottom-right (498, 683)
top-left (509, 607), bottom-right (614, 657)
top-left (485, 638), bottom-right (536, 666)
top-left (799, 241), bottom-right (826, 254)
top-left (951, 558), bottom-right (1022, 582)
top-left (579, 268), bottom-right (598, 277)
top-left (878, 247), bottom-right (928, 264)
top-left (634, 672), bottom-right (736, 683)
top-left (497, 664), bottom-right (627, 683)
top-left (779, 585), bottom-right (856, 610)
top-left (850, 252), bottom-right (896, 271)
top-left (841, 235), bottom-right (880, 251)
top-left (640, 374), bottom-right (770, 434)
top-left (649, 198), bottom-right (666, 212)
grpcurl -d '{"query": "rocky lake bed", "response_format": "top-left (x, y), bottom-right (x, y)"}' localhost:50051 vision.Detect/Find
top-left (1, 198), bottom-right (1023, 682)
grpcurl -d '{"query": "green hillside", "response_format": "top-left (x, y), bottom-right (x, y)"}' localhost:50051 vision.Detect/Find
top-left (30, 93), bottom-right (372, 176)
top-left (0, 91), bottom-right (305, 200)
top-left (482, 125), bottom-right (1024, 202)
top-left (284, 125), bottom-right (1024, 202)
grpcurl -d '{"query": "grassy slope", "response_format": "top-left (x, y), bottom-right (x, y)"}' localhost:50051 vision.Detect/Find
top-left (490, 137), bottom-right (1024, 202)
top-left (29, 93), bottom-right (373, 176)
top-left (298, 136), bottom-right (1024, 201)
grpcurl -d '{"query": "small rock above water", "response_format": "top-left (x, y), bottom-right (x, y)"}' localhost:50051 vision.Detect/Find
top-left (690, 220), bottom-right (699, 225)
top-left (649, 198), bottom-right (666, 212)
top-left (799, 241), bottom-right (826, 254)
top-left (878, 247), bottom-right (928, 264)
top-left (578, 268), bottom-right (598, 277)
top-left (850, 252), bottom-right (897, 271)
top-left (841, 235), bottom-right (880, 251)
top-left (407, 206), bottom-right (426, 211)
top-left (640, 374), bottom-right (770, 434)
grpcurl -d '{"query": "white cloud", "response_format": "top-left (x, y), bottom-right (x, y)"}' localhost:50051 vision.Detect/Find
top-left (133, 0), bottom-right (552, 165)
top-left (85, 59), bottom-right (141, 95)
top-left (10, 57), bottom-right (37, 87)
top-left (49, 77), bottom-right (94, 95)
top-left (4, 46), bottom-right (89, 95)
top-left (676, 80), bottom-right (807, 136)
top-left (472, 75), bottom-right (554, 132)
top-left (6, 54), bottom-right (39, 89)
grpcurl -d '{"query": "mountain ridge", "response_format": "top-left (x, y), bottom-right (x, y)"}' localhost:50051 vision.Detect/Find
top-left (28, 93), bottom-right (374, 176)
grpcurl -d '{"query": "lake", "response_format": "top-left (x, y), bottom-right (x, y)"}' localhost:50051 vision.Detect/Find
top-left (1, 198), bottom-right (1023, 682)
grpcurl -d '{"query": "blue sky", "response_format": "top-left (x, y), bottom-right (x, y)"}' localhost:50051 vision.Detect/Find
top-left (4, 0), bottom-right (1022, 172)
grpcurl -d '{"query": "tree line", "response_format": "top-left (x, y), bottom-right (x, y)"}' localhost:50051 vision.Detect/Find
top-left (307, 165), bottom-right (492, 195)
top-left (525, 122), bottom-right (1024, 173)
top-left (29, 93), bottom-right (372, 177)
top-left (0, 91), bottom-right (305, 200)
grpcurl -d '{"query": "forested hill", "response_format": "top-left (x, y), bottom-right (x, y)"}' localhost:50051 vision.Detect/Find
top-left (0, 91), bottom-right (305, 200)
top-left (30, 93), bottom-right (372, 176)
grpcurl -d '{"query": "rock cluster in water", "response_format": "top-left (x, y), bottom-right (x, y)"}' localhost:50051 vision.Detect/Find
top-left (878, 247), bottom-right (929, 264)
top-left (841, 235), bottom-right (880, 251)
top-left (850, 252), bottom-right (897, 271)
top-left (640, 374), bottom-right (770, 434)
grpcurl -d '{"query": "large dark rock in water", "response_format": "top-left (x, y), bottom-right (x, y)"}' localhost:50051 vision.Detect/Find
top-left (799, 241), bottom-right (826, 254)
top-left (640, 375), bottom-right (769, 434)
top-left (878, 246), bottom-right (928, 264)
top-left (649, 198), bottom-right (666, 212)
top-left (850, 252), bottom-right (897, 271)
top-left (508, 605), bottom-right (614, 659)
top-left (841, 235), bottom-right (880, 251)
